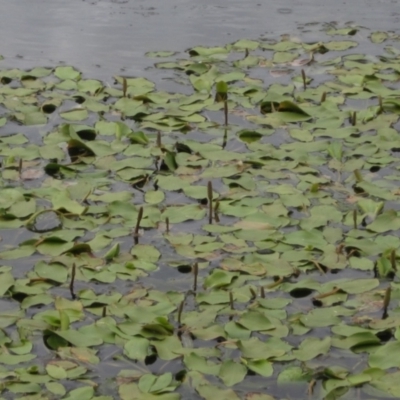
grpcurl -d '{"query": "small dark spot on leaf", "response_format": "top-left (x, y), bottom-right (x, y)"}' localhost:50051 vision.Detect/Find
top-left (376, 329), bottom-right (392, 342)
top-left (11, 293), bottom-right (28, 302)
top-left (177, 265), bottom-right (192, 273)
top-left (361, 217), bottom-right (368, 227)
top-left (330, 269), bottom-right (341, 274)
top-left (77, 129), bottom-right (96, 141)
top-left (386, 271), bottom-right (396, 280)
top-left (256, 249), bottom-right (274, 255)
top-left (370, 165), bottom-right (380, 173)
top-left (144, 354), bottom-right (157, 365)
top-left (42, 104), bottom-right (57, 114)
top-left (353, 187), bottom-right (363, 197)
top-left (175, 142), bottom-right (192, 154)
top-left (44, 163), bottom-right (60, 176)
top-left (290, 288), bottom-right (313, 298)
top-left (312, 298), bottom-right (323, 307)
top-left (175, 370), bottom-right (187, 382)
top-left (159, 160), bottom-right (170, 171)
top-left (73, 95), bottom-right (86, 104)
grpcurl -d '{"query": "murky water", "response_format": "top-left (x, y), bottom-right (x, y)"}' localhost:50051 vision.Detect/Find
top-left (0, 0), bottom-right (399, 79)
top-left (0, 2), bottom-right (399, 399)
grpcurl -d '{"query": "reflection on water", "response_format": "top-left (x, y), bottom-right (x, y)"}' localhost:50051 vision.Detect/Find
top-left (277, 8), bottom-right (293, 14)
top-left (0, 0), bottom-right (398, 78)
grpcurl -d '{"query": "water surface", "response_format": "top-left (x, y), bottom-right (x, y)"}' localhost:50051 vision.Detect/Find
top-left (0, 0), bottom-right (398, 77)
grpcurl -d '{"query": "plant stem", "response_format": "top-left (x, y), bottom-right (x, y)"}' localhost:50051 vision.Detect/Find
top-left (301, 69), bottom-right (307, 90)
top-left (122, 77), bottom-right (127, 98)
top-left (134, 207), bottom-right (143, 244)
top-left (193, 262), bottom-right (198, 292)
top-left (224, 100), bottom-right (228, 126)
top-left (353, 209), bottom-right (357, 230)
top-left (177, 300), bottom-right (184, 326)
top-left (207, 181), bottom-right (213, 224)
top-left (69, 263), bottom-right (76, 300)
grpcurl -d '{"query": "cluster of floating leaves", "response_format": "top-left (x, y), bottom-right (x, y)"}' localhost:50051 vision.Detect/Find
top-left (1, 24), bottom-right (400, 400)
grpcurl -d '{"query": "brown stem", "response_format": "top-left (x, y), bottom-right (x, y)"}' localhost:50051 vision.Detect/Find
top-left (222, 129), bottom-right (228, 149)
top-left (122, 77), bottom-right (127, 98)
top-left (134, 207), bottom-right (143, 244)
top-left (165, 217), bottom-right (170, 234)
top-left (312, 260), bottom-right (325, 274)
top-left (266, 276), bottom-right (284, 289)
top-left (229, 291), bottom-right (234, 310)
top-left (353, 209), bottom-right (357, 230)
top-left (378, 95), bottom-right (383, 114)
top-left (224, 100), bottom-right (228, 126)
top-left (383, 286), bottom-right (391, 319)
top-left (69, 263), bottom-right (76, 300)
top-left (157, 131), bottom-right (161, 148)
top-left (346, 248), bottom-right (359, 260)
top-left (351, 111), bottom-right (357, 126)
top-left (214, 200), bottom-right (220, 223)
top-left (301, 69), bottom-right (307, 90)
top-left (308, 379), bottom-right (316, 396)
top-left (177, 300), bottom-right (184, 326)
top-left (82, 188), bottom-right (92, 204)
top-left (207, 181), bottom-right (213, 224)
top-left (313, 286), bottom-right (342, 300)
top-left (193, 262), bottom-right (198, 292)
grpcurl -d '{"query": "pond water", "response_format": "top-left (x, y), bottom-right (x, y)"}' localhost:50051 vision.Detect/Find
top-left (0, 0), bottom-right (399, 79)
top-left (1, 1), bottom-right (400, 400)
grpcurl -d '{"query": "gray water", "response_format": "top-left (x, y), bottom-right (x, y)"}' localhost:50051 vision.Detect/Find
top-left (0, 2), bottom-right (399, 399)
top-left (0, 0), bottom-right (399, 79)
